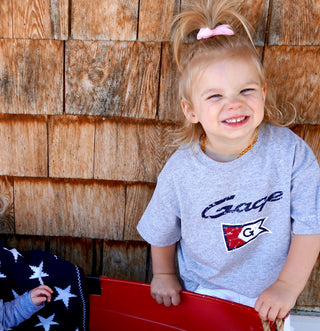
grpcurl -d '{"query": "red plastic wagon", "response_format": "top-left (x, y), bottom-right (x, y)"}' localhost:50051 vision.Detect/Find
top-left (88, 276), bottom-right (279, 331)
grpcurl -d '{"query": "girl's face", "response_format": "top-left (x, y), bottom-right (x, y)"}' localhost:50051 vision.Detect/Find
top-left (182, 55), bottom-right (266, 153)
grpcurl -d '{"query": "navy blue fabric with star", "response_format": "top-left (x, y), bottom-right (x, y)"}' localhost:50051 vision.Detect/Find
top-left (0, 240), bottom-right (89, 331)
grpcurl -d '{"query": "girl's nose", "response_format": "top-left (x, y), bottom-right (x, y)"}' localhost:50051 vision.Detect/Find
top-left (226, 98), bottom-right (242, 111)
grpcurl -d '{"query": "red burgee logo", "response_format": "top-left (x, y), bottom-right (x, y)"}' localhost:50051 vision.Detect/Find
top-left (222, 218), bottom-right (270, 251)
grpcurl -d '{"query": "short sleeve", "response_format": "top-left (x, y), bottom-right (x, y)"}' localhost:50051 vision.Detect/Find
top-left (137, 166), bottom-right (181, 246)
top-left (291, 138), bottom-right (320, 234)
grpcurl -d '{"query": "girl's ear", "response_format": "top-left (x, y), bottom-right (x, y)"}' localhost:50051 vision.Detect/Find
top-left (262, 84), bottom-right (267, 102)
top-left (181, 100), bottom-right (199, 123)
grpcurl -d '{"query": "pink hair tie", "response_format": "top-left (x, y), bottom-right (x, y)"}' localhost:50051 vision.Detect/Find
top-left (197, 24), bottom-right (234, 40)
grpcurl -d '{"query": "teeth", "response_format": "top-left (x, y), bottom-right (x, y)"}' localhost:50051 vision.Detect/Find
top-left (225, 116), bottom-right (246, 123)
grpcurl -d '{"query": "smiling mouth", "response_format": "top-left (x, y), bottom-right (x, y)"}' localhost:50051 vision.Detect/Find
top-left (224, 116), bottom-right (247, 124)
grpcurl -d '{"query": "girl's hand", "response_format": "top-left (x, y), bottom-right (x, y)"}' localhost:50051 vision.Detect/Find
top-left (151, 273), bottom-right (182, 307)
top-left (256, 235), bottom-right (320, 322)
top-left (30, 285), bottom-right (54, 306)
top-left (254, 279), bottom-right (298, 321)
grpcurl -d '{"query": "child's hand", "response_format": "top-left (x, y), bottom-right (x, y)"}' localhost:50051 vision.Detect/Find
top-left (254, 279), bottom-right (298, 322)
top-left (151, 274), bottom-right (182, 307)
top-left (30, 285), bottom-right (53, 306)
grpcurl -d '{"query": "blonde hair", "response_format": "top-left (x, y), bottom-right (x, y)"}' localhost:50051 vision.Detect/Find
top-left (171, 0), bottom-right (295, 147)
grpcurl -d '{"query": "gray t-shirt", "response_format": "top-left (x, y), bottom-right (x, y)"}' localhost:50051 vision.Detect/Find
top-left (137, 124), bottom-right (320, 298)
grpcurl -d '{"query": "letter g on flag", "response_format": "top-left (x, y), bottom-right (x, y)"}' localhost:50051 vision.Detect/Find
top-left (222, 218), bottom-right (270, 251)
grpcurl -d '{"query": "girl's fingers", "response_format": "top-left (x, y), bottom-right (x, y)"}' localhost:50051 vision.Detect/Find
top-left (267, 306), bottom-right (280, 322)
top-left (257, 302), bottom-right (270, 321)
top-left (163, 296), bottom-right (172, 307)
top-left (171, 293), bottom-right (181, 306)
top-left (278, 307), bottom-right (289, 320)
top-left (154, 294), bottom-right (163, 305)
top-left (153, 293), bottom-right (179, 307)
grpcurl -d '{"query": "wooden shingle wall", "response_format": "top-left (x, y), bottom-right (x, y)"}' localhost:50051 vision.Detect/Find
top-left (0, 0), bottom-right (319, 312)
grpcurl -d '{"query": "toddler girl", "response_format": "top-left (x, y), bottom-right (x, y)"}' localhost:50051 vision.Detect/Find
top-left (137, 0), bottom-right (320, 329)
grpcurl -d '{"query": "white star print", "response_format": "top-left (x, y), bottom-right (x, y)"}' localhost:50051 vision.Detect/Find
top-left (35, 314), bottom-right (59, 331)
top-left (4, 248), bottom-right (23, 262)
top-left (54, 285), bottom-right (77, 308)
top-left (29, 261), bottom-right (49, 285)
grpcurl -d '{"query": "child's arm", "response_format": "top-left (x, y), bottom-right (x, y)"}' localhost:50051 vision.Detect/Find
top-left (30, 285), bottom-right (53, 306)
top-left (255, 233), bottom-right (320, 321)
top-left (150, 244), bottom-right (182, 307)
top-left (0, 286), bottom-right (52, 329)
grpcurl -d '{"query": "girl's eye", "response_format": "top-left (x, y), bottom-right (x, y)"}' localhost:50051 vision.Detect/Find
top-left (241, 88), bottom-right (254, 94)
top-left (209, 94), bottom-right (222, 99)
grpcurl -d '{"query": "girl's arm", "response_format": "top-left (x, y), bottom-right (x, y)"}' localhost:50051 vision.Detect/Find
top-left (255, 233), bottom-right (320, 321)
top-left (150, 244), bottom-right (182, 307)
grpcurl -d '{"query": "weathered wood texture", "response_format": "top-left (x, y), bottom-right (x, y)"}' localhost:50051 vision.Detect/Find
top-left (102, 241), bottom-right (148, 281)
top-left (0, 0), bottom-right (319, 310)
top-left (66, 41), bottom-right (161, 118)
top-left (264, 46), bottom-right (320, 124)
top-left (13, 0), bottom-right (69, 40)
top-left (124, 183), bottom-right (155, 241)
top-left (0, 177), bottom-right (14, 234)
top-left (14, 178), bottom-right (126, 240)
top-left (159, 42), bottom-right (183, 121)
top-left (0, 0), bottom-right (12, 38)
top-left (0, 234), bottom-right (47, 252)
top-left (48, 236), bottom-right (97, 276)
top-left (304, 125), bottom-right (320, 161)
top-left (0, 115), bottom-right (47, 177)
top-left (94, 119), bottom-right (177, 182)
top-left (0, 39), bottom-right (63, 115)
top-left (297, 256), bottom-right (320, 310)
top-left (49, 116), bottom-right (95, 179)
top-left (139, 0), bottom-right (180, 41)
top-left (71, 0), bottom-right (139, 41)
top-left (269, 0), bottom-right (320, 46)
top-left (238, 0), bottom-right (270, 46)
